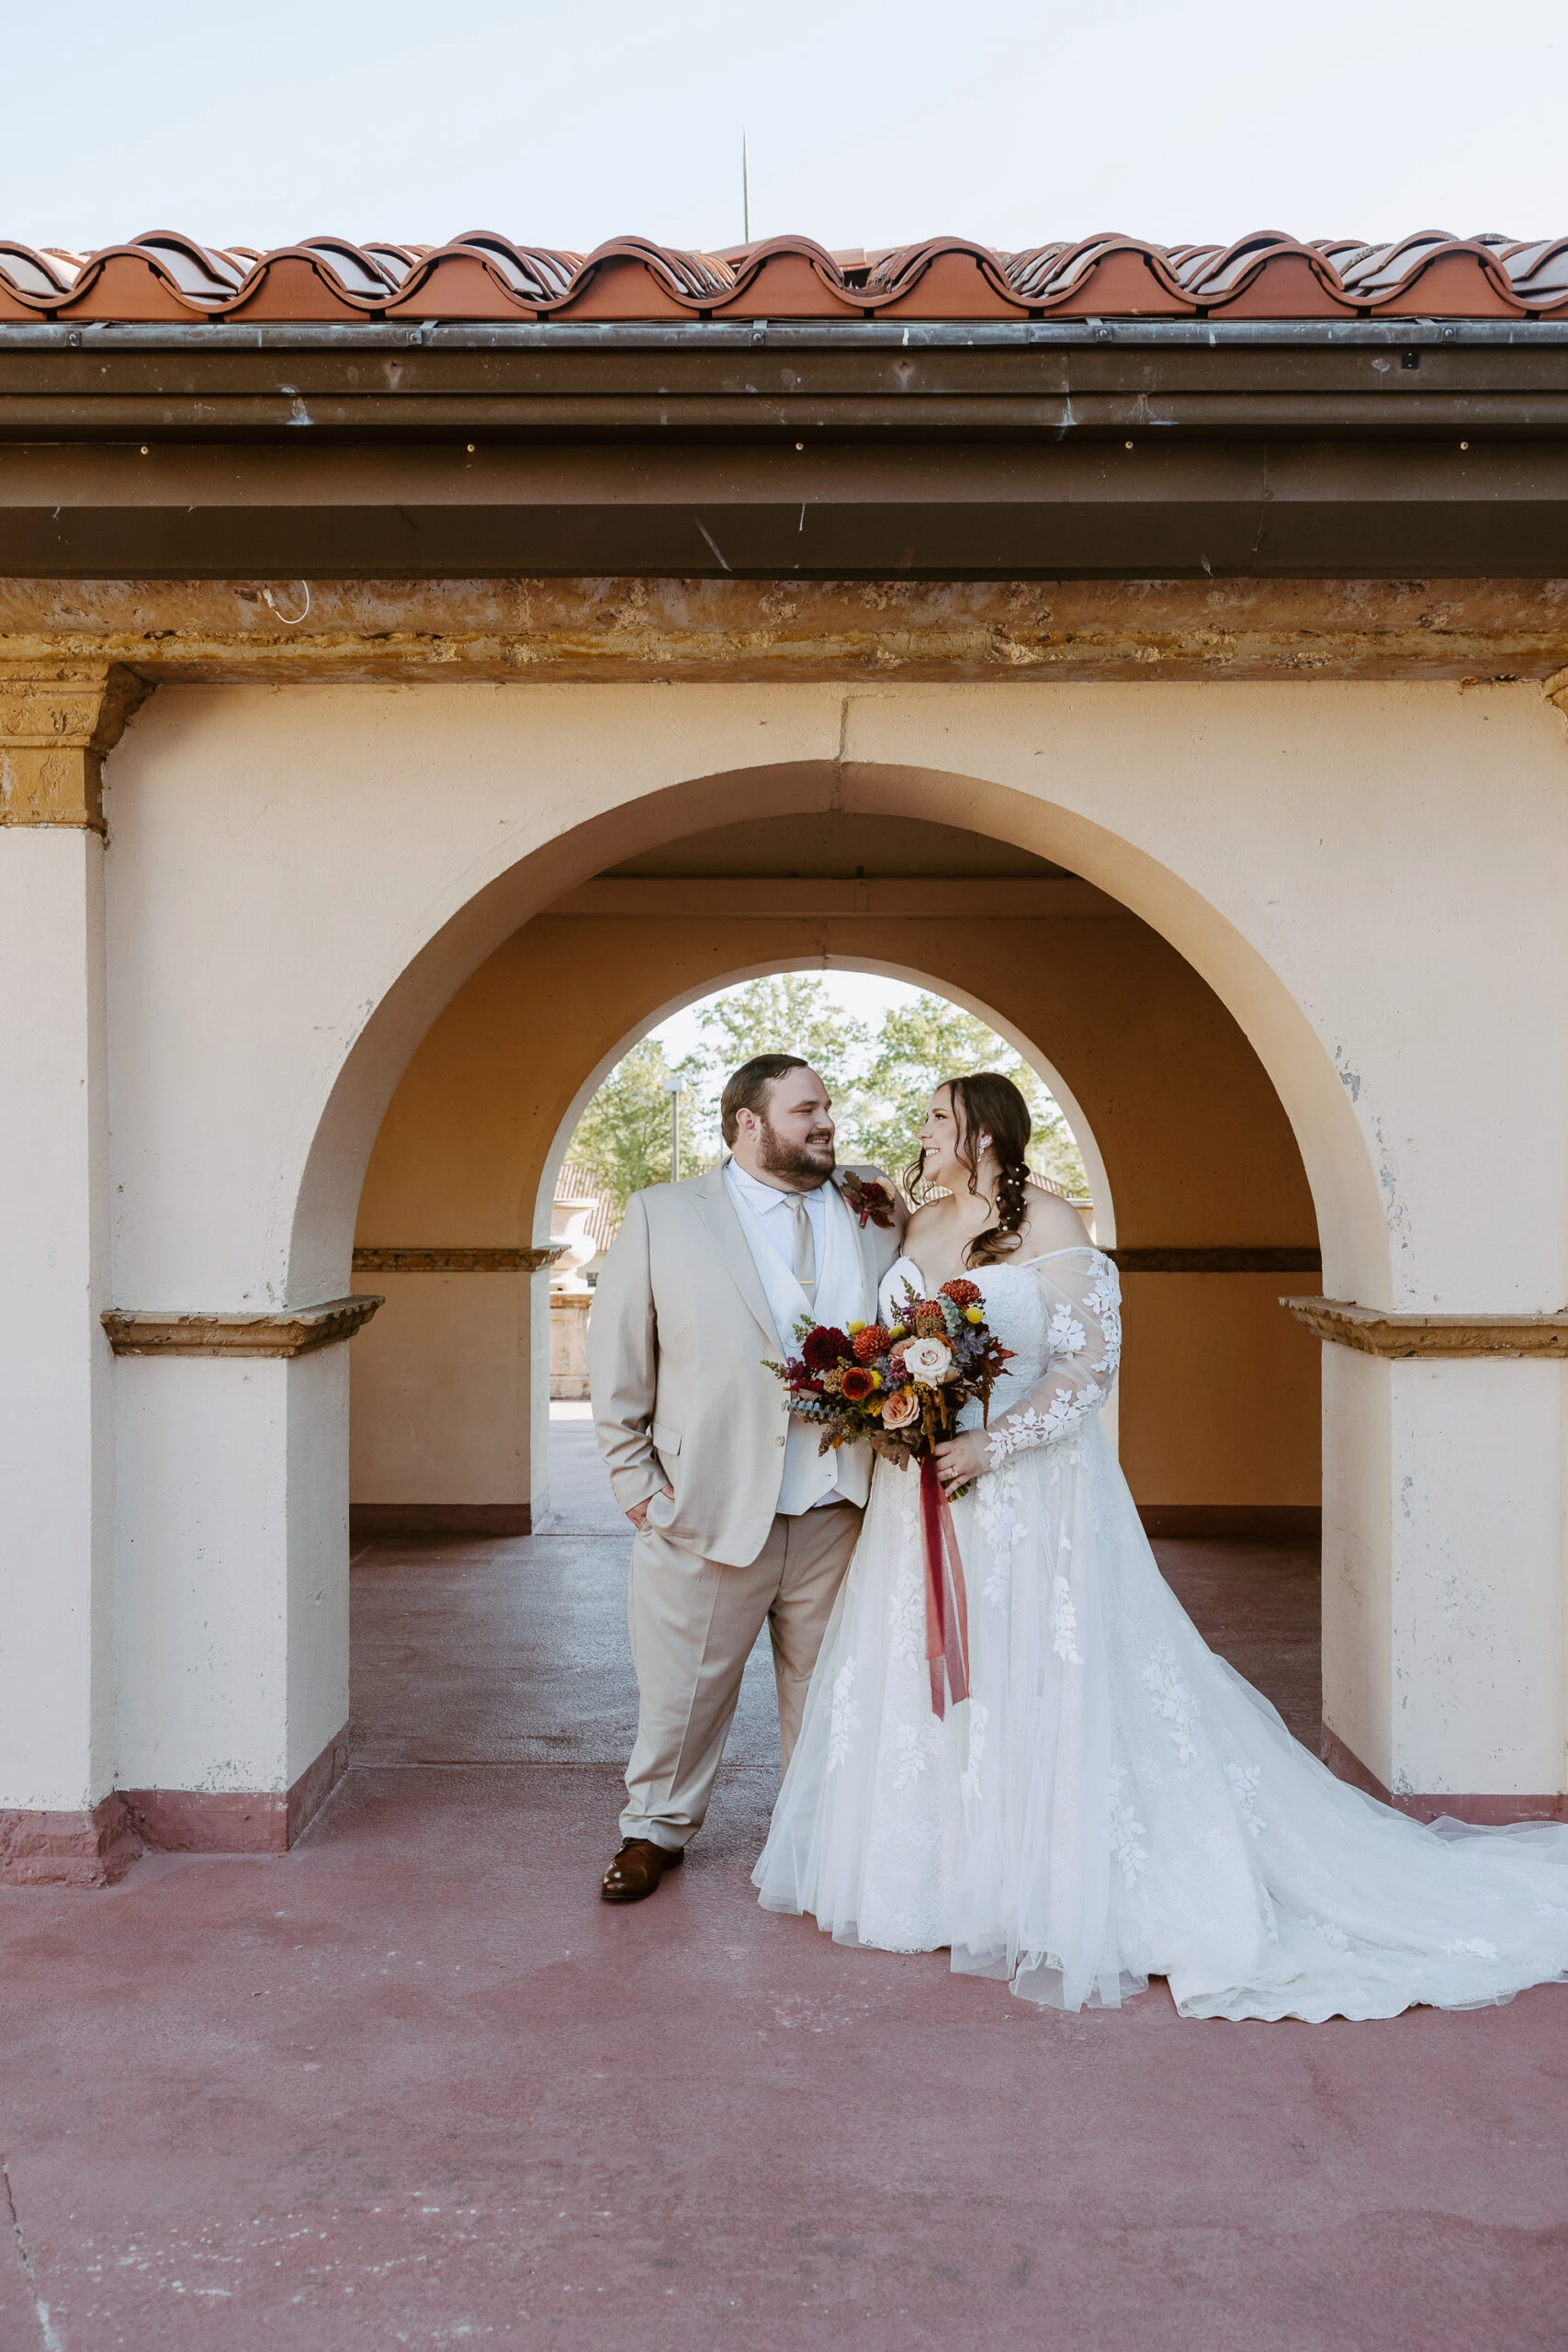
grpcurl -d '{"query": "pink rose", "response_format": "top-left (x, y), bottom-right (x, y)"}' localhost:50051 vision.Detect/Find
top-left (881, 1387), bottom-right (919, 1430)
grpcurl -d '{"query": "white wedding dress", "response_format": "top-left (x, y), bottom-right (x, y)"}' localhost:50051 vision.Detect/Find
top-left (754, 1247), bottom-right (1568, 2021)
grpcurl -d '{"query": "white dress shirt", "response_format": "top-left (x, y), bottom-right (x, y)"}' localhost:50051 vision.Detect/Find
top-left (724, 1159), bottom-right (867, 1513)
top-left (725, 1158), bottom-right (829, 1274)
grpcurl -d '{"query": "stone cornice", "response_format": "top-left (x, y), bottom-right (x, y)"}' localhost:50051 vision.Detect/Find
top-left (0, 660), bottom-right (152, 829)
top-left (102, 1295), bottom-right (382, 1358)
top-left (3, 578), bottom-right (1567, 689)
top-left (1280, 1295), bottom-right (1568, 1357)
top-left (351, 1245), bottom-right (564, 1272)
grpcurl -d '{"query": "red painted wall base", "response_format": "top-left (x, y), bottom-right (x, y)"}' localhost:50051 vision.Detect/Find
top-left (0, 1728), bottom-right (350, 1887)
top-left (1138, 1504), bottom-right (1322, 1540)
top-left (0, 1793), bottom-right (144, 1888)
top-left (350, 1502), bottom-right (533, 1536)
top-left (1321, 1725), bottom-right (1568, 1826)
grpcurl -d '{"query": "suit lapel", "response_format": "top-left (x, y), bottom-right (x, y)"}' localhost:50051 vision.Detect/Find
top-left (694, 1166), bottom-right (784, 1349)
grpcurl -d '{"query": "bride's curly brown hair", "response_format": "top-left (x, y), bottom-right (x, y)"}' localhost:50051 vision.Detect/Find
top-left (906, 1071), bottom-right (1062, 1267)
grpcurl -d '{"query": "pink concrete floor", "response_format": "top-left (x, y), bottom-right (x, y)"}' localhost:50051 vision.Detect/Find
top-left (5, 1419), bottom-right (1566, 2350)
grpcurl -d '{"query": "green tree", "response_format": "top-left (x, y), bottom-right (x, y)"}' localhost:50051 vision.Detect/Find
top-left (855, 993), bottom-right (1089, 1198)
top-left (566, 1035), bottom-right (705, 1216)
top-left (695, 974), bottom-right (868, 1093)
top-left (687, 975), bottom-right (871, 1155)
top-left (566, 980), bottom-right (1090, 1223)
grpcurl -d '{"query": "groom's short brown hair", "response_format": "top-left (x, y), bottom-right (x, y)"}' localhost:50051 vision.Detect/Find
top-left (720, 1055), bottom-right (810, 1148)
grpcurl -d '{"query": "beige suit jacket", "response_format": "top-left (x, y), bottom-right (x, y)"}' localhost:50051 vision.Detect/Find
top-left (588, 1162), bottom-right (908, 1566)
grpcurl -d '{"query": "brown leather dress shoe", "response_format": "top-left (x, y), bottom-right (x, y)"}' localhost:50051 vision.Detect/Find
top-left (601, 1838), bottom-right (684, 1905)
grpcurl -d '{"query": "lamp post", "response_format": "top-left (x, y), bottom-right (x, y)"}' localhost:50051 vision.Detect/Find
top-left (663, 1076), bottom-right (684, 1184)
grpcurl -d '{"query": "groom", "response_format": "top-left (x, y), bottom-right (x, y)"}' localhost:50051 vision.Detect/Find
top-left (588, 1054), bottom-right (908, 1903)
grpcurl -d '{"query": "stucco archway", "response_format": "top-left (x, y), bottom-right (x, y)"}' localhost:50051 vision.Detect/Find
top-left (346, 792), bottom-right (1324, 1547)
top-left (290, 749), bottom-right (1382, 1313)
top-left (303, 749), bottom-right (1349, 1808)
top-left (119, 676), bottom-right (1565, 1831)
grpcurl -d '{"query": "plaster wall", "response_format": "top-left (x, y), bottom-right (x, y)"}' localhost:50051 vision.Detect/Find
top-left (86, 676), bottom-right (1568, 1801)
top-left (349, 1272), bottom-right (532, 1507)
top-left (114, 1350), bottom-right (348, 1793)
top-left (349, 899), bottom-right (1320, 1519)
top-left (0, 831), bottom-right (114, 1812)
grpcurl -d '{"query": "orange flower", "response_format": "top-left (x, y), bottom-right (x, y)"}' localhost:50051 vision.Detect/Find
top-left (840, 1365), bottom-right (875, 1403)
top-left (941, 1278), bottom-right (982, 1307)
top-left (852, 1323), bottom-right (891, 1363)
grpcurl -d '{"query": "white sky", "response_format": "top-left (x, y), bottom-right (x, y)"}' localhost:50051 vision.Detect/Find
top-left (3, 0), bottom-right (1563, 255)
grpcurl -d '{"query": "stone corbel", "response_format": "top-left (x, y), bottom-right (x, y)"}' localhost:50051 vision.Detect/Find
top-left (102, 1295), bottom-right (382, 1358)
top-left (0, 661), bottom-right (152, 831)
top-left (1281, 1295), bottom-right (1568, 1358)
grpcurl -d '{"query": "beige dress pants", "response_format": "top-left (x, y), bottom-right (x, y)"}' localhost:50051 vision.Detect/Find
top-left (620, 1499), bottom-right (863, 1849)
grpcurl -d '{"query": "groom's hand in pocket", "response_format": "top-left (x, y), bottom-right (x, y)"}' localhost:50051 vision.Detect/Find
top-left (626, 1485), bottom-right (675, 1530)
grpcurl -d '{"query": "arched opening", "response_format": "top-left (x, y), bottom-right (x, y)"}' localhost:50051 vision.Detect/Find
top-left (537, 956), bottom-right (1108, 1481)
top-left (342, 794), bottom-right (1325, 1776)
top-left (97, 684), bottom-right (1555, 1831)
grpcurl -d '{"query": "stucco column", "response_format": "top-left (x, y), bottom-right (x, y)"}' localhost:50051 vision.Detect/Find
top-left (1318, 1345), bottom-right (1568, 1814)
top-left (0, 664), bottom-right (145, 1880)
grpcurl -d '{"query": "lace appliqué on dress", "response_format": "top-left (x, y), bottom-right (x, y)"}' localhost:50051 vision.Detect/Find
top-left (1046, 1304), bottom-right (1087, 1358)
top-left (984, 1252), bottom-right (1122, 1467)
top-left (886, 1554), bottom-right (925, 1668)
top-left (959, 1701), bottom-right (989, 1802)
top-left (974, 1462), bottom-right (1026, 1606)
top-left (986, 1385), bottom-right (1110, 1466)
top-left (1108, 1768), bottom-right (1149, 1891)
top-left (828, 1657), bottom-right (861, 1772)
top-left (893, 1718), bottom-right (942, 1790)
top-left (1143, 1643), bottom-right (1201, 1766)
top-left (1052, 1576), bottom-right (1084, 1666)
top-left (1226, 1762), bottom-right (1266, 1838)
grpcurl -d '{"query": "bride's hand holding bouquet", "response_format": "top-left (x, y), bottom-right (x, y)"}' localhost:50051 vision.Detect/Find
top-left (930, 1426), bottom-right (992, 1493)
top-left (765, 1278), bottom-right (1012, 1717)
top-left (765, 1276), bottom-right (1010, 1494)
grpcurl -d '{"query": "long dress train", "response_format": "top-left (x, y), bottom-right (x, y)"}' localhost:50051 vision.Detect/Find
top-left (753, 1248), bottom-right (1568, 2022)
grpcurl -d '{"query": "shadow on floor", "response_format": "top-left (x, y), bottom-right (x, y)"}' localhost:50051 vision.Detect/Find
top-left (7, 1419), bottom-right (1565, 2349)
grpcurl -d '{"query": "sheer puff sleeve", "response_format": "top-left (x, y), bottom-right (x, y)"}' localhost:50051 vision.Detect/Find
top-left (985, 1249), bottom-right (1122, 1465)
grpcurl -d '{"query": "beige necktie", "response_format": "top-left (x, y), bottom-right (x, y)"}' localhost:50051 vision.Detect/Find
top-left (789, 1191), bottom-right (817, 1299)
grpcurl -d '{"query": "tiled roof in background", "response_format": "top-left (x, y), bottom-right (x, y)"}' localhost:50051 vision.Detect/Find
top-left (4, 230), bottom-right (1568, 324)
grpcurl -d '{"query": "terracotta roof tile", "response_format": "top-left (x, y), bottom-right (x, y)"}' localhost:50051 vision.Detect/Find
top-left (5, 230), bottom-right (1568, 323)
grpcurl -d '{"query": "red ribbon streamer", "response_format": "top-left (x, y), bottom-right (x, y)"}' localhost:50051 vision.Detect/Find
top-left (919, 1452), bottom-right (971, 1718)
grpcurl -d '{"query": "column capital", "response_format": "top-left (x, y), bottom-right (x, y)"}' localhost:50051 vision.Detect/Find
top-left (0, 662), bottom-right (152, 831)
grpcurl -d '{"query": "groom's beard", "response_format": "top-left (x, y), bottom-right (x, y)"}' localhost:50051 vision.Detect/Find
top-left (756, 1115), bottom-right (836, 1185)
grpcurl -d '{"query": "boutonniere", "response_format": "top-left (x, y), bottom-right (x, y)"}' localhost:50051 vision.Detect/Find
top-left (838, 1171), bottom-right (897, 1230)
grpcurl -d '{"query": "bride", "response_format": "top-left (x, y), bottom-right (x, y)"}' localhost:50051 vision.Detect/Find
top-left (754, 1071), bottom-right (1568, 2021)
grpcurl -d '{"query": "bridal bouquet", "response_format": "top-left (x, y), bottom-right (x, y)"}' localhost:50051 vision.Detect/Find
top-left (767, 1278), bottom-right (1011, 1477)
top-left (766, 1280), bottom-right (1012, 1718)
